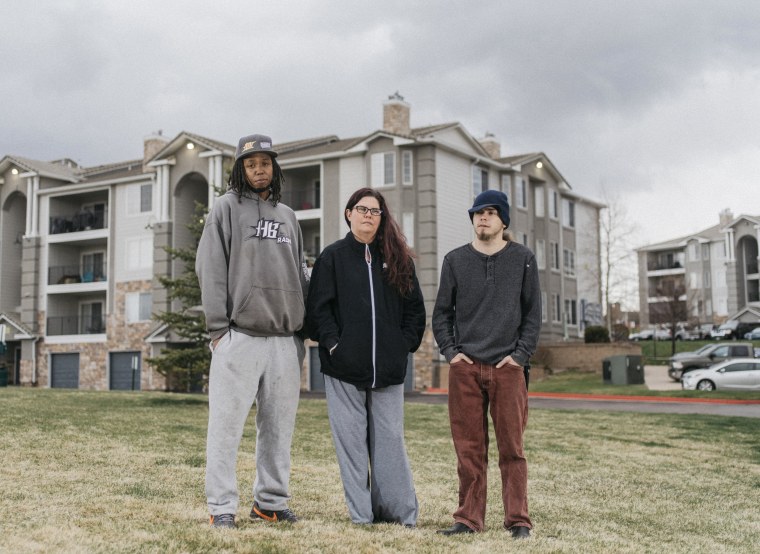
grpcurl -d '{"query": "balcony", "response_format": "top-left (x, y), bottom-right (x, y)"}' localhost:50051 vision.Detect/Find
top-left (47, 315), bottom-right (106, 336)
top-left (49, 209), bottom-right (107, 235)
top-left (48, 263), bottom-right (107, 285)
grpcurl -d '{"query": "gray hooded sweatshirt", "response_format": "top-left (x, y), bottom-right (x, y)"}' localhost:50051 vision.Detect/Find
top-left (196, 191), bottom-right (309, 341)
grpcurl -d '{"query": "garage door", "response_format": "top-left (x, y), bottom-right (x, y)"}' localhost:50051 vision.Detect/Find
top-left (109, 352), bottom-right (141, 390)
top-left (51, 353), bottom-right (79, 388)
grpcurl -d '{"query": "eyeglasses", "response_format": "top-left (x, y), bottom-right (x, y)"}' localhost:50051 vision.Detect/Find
top-left (353, 205), bottom-right (383, 216)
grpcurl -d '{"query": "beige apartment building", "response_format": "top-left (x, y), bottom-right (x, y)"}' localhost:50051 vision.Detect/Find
top-left (0, 95), bottom-right (604, 391)
top-left (636, 209), bottom-right (760, 330)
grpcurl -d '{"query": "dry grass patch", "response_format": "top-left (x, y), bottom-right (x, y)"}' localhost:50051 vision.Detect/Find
top-left (1, 388), bottom-right (759, 553)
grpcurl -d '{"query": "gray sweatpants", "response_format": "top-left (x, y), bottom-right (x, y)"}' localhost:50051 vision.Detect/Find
top-left (324, 374), bottom-right (419, 526)
top-left (206, 330), bottom-right (301, 516)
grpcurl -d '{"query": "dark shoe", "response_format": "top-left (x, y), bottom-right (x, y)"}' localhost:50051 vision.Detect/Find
top-left (250, 501), bottom-right (299, 523)
top-left (209, 513), bottom-right (236, 528)
top-left (436, 522), bottom-right (475, 535)
top-left (508, 525), bottom-right (531, 539)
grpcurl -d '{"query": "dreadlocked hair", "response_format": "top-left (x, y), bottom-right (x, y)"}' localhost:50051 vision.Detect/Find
top-left (344, 188), bottom-right (416, 296)
top-left (227, 157), bottom-right (284, 205)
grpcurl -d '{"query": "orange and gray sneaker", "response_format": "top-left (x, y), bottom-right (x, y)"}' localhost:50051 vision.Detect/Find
top-left (250, 501), bottom-right (298, 523)
top-left (209, 513), bottom-right (236, 528)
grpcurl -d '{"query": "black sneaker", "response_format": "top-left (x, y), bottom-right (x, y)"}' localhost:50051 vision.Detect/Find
top-left (250, 501), bottom-right (299, 523)
top-left (209, 513), bottom-right (236, 528)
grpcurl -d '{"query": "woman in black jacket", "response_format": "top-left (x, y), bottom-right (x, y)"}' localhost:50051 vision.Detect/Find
top-left (307, 187), bottom-right (425, 526)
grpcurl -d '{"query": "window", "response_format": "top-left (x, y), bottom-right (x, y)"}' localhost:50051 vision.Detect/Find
top-left (706, 299), bottom-right (712, 315)
top-left (564, 298), bottom-right (578, 325)
top-left (402, 212), bottom-right (414, 247)
top-left (541, 291), bottom-right (547, 322)
top-left (128, 183), bottom-right (153, 214)
top-left (501, 174), bottom-right (510, 195)
top-left (80, 301), bottom-right (104, 334)
top-left (402, 151), bottom-right (413, 185)
top-left (371, 152), bottom-right (395, 187)
top-left (562, 199), bottom-right (575, 228)
top-left (563, 249), bottom-right (576, 277)
top-left (549, 190), bottom-right (559, 219)
top-left (550, 241), bottom-right (560, 270)
top-left (689, 272), bottom-right (698, 288)
top-left (534, 186), bottom-right (544, 217)
top-left (704, 271), bottom-right (711, 287)
top-left (515, 176), bottom-right (527, 209)
top-left (520, 233), bottom-right (529, 246)
top-left (551, 294), bottom-right (561, 323)
top-left (126, 292), bottom-right (152, 323)
top-left (81, 251), bottom-right (106, 282)
top-left (126, 237), bottom-right (153, 270)
top-left (702, 244), bottom-right (710, 259)
top-left (536, 239), bottom-right (546, 270)
top-left (472, 166), bottom-right (488, 197)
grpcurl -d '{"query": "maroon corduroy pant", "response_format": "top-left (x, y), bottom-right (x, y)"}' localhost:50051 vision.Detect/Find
top-left (447, 359), bottom-right (531, 531)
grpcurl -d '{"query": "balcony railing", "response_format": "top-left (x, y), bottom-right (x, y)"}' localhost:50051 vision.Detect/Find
top-left (281, 190), bottom-right (321, 211)
top-left (49, 210), bottom-right (107, 235)
top-left (647, 261), bottom-right (683, 271)
top-left (49, 264), bottom-right (107, 285)
top-left (47, 315), bottom-right (106, 336)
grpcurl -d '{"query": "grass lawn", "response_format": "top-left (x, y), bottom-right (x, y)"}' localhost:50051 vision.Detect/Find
top-left (2, 388), bottom-right (759, 553)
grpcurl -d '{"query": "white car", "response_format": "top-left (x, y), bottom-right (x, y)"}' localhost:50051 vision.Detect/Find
top-left (681, 358), bottom-right (760, 391)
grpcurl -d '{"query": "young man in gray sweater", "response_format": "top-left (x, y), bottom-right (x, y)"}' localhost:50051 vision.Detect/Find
top-left (432, 189), bottom-right (541, 539)
top-left (196, 134), bottom-right (309, 528)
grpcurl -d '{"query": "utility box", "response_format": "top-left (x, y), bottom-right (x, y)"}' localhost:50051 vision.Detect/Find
top-left (602, 355), bottom-right (644, 385)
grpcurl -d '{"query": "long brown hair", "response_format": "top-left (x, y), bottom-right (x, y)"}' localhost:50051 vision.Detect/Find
top-left (344, 188), bottom-right (416, 295)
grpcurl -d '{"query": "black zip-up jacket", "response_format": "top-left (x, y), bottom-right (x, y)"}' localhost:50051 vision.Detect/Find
top-left (306, 232), bottom-right (426, 389)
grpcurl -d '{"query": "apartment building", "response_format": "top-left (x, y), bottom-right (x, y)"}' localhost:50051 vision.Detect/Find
top-left (636, 209), bottom-right (760, 328)
top-left (0, 95), bottom-right (604, 391)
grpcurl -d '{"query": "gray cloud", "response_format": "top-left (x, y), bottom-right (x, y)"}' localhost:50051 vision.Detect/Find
top-left (2, 0), bottom-right (759, 244)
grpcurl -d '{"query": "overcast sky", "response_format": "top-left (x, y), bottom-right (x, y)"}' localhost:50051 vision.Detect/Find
top-left (3, 0), bottom-right (759, 248)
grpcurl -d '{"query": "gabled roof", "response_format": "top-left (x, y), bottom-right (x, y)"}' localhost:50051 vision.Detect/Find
top-left (723, 214), bottom-right (760, 230)
top-left (148, 131), bottom-right (236, 164)
top-left (0, 312), bottom-right (35, 339)
top-left (727, 302), bottom-right (760, 323)
top-left (0, 155), bottom-right (80, 183)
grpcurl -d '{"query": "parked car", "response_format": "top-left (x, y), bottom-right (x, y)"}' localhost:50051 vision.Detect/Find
top-left (667, 342), bottom-right (756, 381)
top-left (711, 320), bottom-right (759, 340)
top-left (681, 358), bottom-right (760, 391)
top-left (697, 323), bottom-right (717, 339)
top-left (743, 327), bottom-right (760, 340)
top-left (674, 325), bottom-right (699, 341)
top-left (629, 328), bottom-right (671, 341)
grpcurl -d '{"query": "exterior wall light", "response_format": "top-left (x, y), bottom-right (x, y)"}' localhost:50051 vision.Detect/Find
top-left (186, 142), bottom-right (195, 150)
top-left (11, 168), bottom-right (19, 175)
top-left (536, 161), bottom-right (543, 169)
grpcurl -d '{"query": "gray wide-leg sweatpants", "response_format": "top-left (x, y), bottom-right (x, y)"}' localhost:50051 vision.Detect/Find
top-left (324, 374), bottom-right (418, 526)
top-left (206, 330), bottom-right (301, 516)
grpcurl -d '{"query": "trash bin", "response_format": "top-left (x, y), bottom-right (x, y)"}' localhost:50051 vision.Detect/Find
top-left (0, 365), bottom-right (8, 387)
top-left (602, 355), bottom-right (643, 385)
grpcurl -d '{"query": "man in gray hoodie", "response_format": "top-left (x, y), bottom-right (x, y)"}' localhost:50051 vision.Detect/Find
top-left (433, 190), bottom-right (541, 539)
top-left (196, 134), bottom-right (309, 528)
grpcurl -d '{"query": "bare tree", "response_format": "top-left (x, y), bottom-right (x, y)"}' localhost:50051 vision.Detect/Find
top-left (580, 187), bottom-right (639, 335)
top-left (651, 276), bottom-right (687, 355)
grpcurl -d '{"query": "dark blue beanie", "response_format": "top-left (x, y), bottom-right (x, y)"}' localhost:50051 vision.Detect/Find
top-left (468, 190), bottom-right (510, 228)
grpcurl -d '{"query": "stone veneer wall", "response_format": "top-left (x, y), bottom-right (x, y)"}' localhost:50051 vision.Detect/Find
top-left (533, 341), bottom-right (643, 373)
top-left (34, 281), bottom-right (167, 390)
